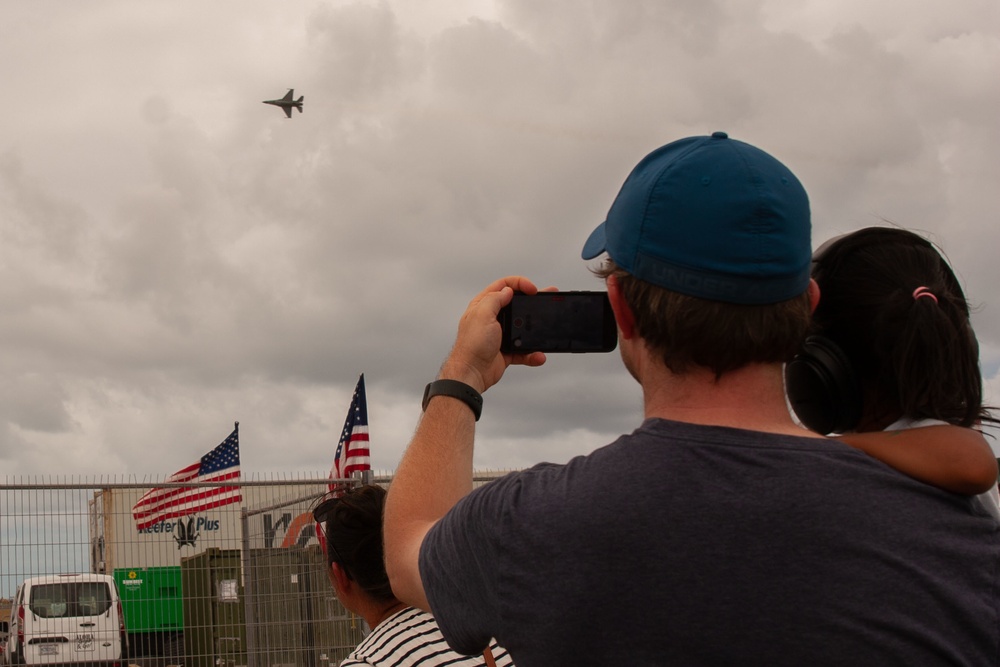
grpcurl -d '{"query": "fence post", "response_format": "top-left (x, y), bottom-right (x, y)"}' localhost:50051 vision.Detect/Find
top-left (241, 507), bottom-right (257, 667)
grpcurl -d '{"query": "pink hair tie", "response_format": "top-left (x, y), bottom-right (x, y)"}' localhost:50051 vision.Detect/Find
top-left (912, 286), bottom-right (938, 304)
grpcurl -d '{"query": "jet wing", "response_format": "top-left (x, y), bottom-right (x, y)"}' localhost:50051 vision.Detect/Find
top-left (282, 89), bottom-right (294, 101)
top-left (283, 106), bottom-right (293, 119)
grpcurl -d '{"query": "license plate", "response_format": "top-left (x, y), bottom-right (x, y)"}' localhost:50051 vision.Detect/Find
top-left (40, 645), bottom-right (59, 656)
top-left (75, 634), bottom-right (95, 651)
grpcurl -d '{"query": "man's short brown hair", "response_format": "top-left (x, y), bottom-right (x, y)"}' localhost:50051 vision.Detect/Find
top-left (595, 260), bottom-right (811, 377)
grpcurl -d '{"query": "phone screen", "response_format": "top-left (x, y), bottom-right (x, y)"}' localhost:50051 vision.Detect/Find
top-left (498, 292), bottom-right (617, 353)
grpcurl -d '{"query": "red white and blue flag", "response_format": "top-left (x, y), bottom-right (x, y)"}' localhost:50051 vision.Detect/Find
top-left (329, 374), bottom-right (371, 494)
top-left (132, 424), bottom-right (242, 531)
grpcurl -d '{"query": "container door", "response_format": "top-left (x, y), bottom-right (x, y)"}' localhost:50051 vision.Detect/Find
top-left (182, 549), bottom-right (247, 667)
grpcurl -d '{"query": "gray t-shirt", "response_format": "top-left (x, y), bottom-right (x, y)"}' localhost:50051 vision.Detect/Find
top-left (419, 419), bottom-right (999, 666)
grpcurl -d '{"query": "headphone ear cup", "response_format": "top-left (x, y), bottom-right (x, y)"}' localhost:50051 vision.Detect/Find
top-left (785, 336), bottom-right (862, 435)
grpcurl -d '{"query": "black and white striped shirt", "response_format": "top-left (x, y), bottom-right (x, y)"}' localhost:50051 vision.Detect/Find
top-left (341, 607), bottom-right (513, 667)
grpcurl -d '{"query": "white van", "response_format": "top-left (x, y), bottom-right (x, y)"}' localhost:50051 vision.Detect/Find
top-left (4, 574), bottom-right (126, 667)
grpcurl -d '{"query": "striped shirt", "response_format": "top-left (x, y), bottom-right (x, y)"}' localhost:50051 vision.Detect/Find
top-left (341, 607), bottom-right (513, 667)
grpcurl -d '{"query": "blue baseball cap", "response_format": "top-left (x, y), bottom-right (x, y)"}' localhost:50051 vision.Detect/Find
top-left (582, 132), bottom-right (812, 305)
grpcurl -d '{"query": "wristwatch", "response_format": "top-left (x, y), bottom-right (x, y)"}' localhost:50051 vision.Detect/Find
top-left (422, 380), bottom-right (483, 421)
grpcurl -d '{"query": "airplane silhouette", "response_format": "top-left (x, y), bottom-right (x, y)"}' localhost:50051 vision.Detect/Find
top-left (263, 89), bottom-right (304, 118)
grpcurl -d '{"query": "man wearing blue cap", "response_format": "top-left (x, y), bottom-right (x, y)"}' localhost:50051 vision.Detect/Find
top-left (384, 133), bottom-right (998, 665)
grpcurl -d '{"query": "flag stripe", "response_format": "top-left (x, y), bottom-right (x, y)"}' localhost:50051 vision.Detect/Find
top-left (135, 489), bottom-right (243, 529)
top-left (132, 470), bottom-right (242, 514)
top-left (133, 469), bottom-right (241, 507)
top-left (133, 484), bottom-right (243, 522)
top-left (134, 484), bottom-right (242, 529)
top-left (132, 427), bottom-right (242, 531)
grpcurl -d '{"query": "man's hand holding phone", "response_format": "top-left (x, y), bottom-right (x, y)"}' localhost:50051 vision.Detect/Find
top-left (438, 276), bottom-right (548, 395)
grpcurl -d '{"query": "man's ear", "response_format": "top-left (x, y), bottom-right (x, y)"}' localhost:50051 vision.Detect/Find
top-left (607, 274), bottom-right (636, 340)
top-left (807, 278), bottom-right (820, 314)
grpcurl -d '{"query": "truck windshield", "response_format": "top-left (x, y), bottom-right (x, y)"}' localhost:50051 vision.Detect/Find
top-left (28, 583), bottom-right (112, 618)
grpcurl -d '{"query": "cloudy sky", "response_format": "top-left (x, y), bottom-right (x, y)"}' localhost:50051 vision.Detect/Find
top-left (1, 0), bottom-right (999, 480)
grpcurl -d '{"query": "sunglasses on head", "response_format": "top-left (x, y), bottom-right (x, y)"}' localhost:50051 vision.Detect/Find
top-left (312, 495), bottom-right (354, 580)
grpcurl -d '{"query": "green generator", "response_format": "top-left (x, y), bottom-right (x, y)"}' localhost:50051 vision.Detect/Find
top-left (114, 566), bottom-right (184, 658)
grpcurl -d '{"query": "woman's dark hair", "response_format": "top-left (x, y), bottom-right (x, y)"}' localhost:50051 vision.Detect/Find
top-left (312, 485), bottom-right (395, 603)
top-left (811, 226), bottom-right (995, 429)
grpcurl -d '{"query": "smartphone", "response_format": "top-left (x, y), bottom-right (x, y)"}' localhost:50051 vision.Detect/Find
top-left (498, 291), bottom-right (618, 353)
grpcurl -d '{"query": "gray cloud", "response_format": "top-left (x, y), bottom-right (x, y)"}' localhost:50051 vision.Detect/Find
top-left (1, 0), bottom-right (999, 476)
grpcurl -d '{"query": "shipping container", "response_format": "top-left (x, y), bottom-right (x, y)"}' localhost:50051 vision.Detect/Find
top-left (88, 483), bottom-right (365, 664)
top-left (181, 549), bottom-right (246, 667)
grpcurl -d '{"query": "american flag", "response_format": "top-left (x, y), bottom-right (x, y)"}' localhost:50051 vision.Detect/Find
top-left (132, 424), bottom-right (242, 531)
top-left (329, 374), bottom-right (371, 494)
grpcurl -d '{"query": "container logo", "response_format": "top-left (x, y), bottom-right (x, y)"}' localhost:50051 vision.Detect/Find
top-left (122, 571), bottom-right (143, 588)
top-left (264, 511), bottom-right (320, 549)
top-left (136, 515), bottom-right (221, 542)
top-left (174, 517), bottom-right (200, 549)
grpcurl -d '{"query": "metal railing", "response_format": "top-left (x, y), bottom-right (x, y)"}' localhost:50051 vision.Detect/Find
top-left (1, 471), bottom-right (515, 667)
top-left (2, 474), bottom-right (368, 667)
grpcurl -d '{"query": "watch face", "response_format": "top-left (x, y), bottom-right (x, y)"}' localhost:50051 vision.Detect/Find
top-left (422, 383), bottom-right (433, 410)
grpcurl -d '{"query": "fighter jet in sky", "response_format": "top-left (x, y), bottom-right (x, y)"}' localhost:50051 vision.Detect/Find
top-left (263, 89), bottom-right (304, 118)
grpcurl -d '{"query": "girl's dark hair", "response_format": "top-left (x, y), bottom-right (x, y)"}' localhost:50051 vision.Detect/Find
top-left (314, 485), bottom-right (395, 603)
top-left (811, 226), bottom-right (995, 429)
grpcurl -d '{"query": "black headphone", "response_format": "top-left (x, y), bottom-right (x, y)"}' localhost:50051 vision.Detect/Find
top-left (784, 231), bottom-right (864, 435)
top-left (785, 335), bottom-right (862, 435)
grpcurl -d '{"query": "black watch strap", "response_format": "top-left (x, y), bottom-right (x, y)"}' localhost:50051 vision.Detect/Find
top-left (422, 380), bottom-right (483, 421)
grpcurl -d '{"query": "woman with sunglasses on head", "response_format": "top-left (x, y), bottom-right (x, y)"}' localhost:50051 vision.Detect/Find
top-left (313, 485), bottom-right (513, 667)
top-left (787, 226), bottom-right (999, 516)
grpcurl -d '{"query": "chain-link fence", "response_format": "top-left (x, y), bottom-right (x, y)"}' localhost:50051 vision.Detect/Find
top-left (1, 472), bottom-right (516, 667)
top-left (1, 475), bottom-right (378, 667)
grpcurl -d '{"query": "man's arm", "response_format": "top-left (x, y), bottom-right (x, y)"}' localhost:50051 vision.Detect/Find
top-left (383, 277), bottom-right (546, 610)
top-left (838, 425), bottom-right (998, 495)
